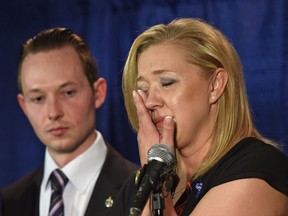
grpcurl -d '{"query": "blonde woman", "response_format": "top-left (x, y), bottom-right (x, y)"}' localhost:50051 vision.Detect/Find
top-left (109, 18), bottom-right (288, 216)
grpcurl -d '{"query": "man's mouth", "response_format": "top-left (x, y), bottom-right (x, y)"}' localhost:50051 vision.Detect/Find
top-left (48, 127), bottom-right (69, 136)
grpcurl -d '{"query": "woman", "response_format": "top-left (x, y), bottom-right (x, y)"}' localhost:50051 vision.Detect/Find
top-left (110, 18), bottom-right (288, 216)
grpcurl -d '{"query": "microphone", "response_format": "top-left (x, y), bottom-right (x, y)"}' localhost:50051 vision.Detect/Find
top-left (129, 144), bottom-right (176, 216)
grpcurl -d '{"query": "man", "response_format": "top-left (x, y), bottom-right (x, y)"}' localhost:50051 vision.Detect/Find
top-left (1, 28), bottom-right (138, 216)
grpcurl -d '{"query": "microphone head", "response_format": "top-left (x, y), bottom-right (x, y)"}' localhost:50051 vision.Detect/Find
top-left (147, 144), bottom-right (175, 166)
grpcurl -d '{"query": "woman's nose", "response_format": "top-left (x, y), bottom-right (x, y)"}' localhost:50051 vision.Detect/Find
top-left (144, 89), bottom-right (163, 110)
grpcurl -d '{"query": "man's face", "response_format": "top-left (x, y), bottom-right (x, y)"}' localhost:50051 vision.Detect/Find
top-left (18, 46), bottom-right (103, 160)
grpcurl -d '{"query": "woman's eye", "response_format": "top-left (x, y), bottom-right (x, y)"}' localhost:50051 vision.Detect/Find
top-left (161, 79), bottom-right (176, 87)
top-left (139, 88), bottom-right (149, 95)
top-left (137, 84), bottom-right (149, 93)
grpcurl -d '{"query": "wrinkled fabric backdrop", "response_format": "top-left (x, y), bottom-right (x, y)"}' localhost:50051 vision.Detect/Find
top-left (0, 0), bottom-right (287, 188)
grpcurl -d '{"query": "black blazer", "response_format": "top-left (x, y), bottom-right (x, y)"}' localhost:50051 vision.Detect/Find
top-left (1, 144), bottom-right (139, 216)
top-left (0, 190), bottom-right (3, 216)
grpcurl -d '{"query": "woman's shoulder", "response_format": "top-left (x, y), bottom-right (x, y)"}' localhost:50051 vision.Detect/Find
top-left (207, 137), bottom-right (288, 195)
top-left (222, 137), bottom-right (288, 170)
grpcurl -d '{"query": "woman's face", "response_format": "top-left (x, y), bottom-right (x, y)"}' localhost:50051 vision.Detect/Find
top-left (136, 42), bottom-right (215, 151)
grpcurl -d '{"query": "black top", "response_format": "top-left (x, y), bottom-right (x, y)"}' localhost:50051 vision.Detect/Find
top-left (107, 137), bottom-right (288, 216)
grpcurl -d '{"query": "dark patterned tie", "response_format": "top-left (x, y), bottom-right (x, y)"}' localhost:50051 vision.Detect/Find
top-left (49, 169), bottom-right (69, 216)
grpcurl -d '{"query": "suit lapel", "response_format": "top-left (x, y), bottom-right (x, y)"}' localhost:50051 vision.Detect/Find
top-left (84, 144), bottom-right (129, 216)
top-left (30, 167), bottom-right (43, 216)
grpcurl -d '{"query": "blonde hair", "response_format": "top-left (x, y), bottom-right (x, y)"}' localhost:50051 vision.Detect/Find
top-left (123, 18), bottom-right (276, 179)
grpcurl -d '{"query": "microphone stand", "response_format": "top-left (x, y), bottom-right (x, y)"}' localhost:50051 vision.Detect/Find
top-left (152, 190), bottom-right (164, 216)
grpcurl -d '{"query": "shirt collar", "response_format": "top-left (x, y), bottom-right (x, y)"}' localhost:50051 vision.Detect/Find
top-left (42, 130), bottom-right (107, 192)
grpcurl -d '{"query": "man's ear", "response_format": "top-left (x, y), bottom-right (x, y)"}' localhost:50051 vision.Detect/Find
top-left (209, 68), bottom-right (228, 104)
top-left (93, 77), bottom-right (107, 109)
top-left (17, 93), bottom-right (28, 116)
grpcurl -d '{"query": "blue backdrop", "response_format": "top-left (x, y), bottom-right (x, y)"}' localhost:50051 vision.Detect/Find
top-left (0, 0), bottom-right (287, 188)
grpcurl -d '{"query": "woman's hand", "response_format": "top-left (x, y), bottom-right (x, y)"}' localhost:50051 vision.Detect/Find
top-left (133, 90), bottom-right (177, 216)
top-left (132, 90), bottom-right (175, 165)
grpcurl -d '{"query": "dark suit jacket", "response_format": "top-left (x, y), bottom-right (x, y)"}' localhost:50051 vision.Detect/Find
top-left (0, 191), bottom-right (3, 216)
top-left (1, 144), bottom-right (139, 216)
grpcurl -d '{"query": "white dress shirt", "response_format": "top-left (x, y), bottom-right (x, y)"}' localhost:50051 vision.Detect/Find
top-left (39, 130), bottom-right (107, 216)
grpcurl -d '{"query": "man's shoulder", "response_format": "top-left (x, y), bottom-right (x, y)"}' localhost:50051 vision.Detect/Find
top-left (100, 143), bottom-right (139, 185)
top-left (85, 144), bottom-right (139, 214)
top-left (2, 166), bottom-right (43, 198)
top-left (105, 143), bottom-right (139, 174)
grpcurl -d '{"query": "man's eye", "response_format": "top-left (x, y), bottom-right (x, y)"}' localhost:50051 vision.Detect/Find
top-left (31, 96), bottom-right (43, 103)
top-left (65, 90), bottom-right (75, 97)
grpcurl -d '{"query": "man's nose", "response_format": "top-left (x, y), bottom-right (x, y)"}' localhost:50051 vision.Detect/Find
top-left (47, 97), bottom-right (63, 120)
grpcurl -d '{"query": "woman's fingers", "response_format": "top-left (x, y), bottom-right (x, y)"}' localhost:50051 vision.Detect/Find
top-left (160, 116), bottom-right (175, 150)
top-left (132, 90), bottom-right (147, 120)
top-left (133, 90), bottom-right (176, 164)
top-left (133, 90), bottom-right (159, 165)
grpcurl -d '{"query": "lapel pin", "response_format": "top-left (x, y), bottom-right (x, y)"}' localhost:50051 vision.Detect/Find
top-left (105, 196), bottom-right (113, 208)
